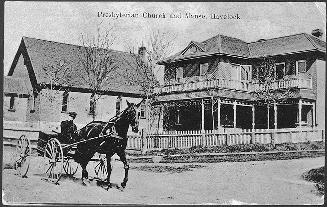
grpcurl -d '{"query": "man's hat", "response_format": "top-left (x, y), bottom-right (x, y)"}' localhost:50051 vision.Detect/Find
top-left (68, 112), bottom-right (77, 119)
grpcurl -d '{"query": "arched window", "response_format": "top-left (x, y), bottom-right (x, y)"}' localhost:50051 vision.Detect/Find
top-left (9, 96), bottom-right (15, 111)
top-left (89, 94), bottom-right (96, 115)
top-left (61, 91), bottom-right (69, 112)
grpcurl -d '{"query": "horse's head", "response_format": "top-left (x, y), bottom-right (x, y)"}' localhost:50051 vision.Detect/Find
top-left (124, 100), bottom-right (141, 133)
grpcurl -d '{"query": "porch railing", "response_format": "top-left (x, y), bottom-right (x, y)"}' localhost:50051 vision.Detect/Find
top-left (126, 127), bottom-right (325, 151)
top-left (154, 77), bottom-right (313, 94)
top-left (252, 77), bottom-right (313, 91)
top-left (154, 78), bottom-right (251, 94)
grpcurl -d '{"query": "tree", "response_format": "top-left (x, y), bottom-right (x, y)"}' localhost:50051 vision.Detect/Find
top-left (121, 29), bottom-right (176, 134)
top-left (253, 56), bottom-right (295, 145)
top-left (39, 59), bottom-right (73, 129)
top-left (78, 23), bottom-right (119, 120)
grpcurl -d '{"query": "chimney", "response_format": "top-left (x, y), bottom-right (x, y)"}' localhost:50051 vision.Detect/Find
top-left (311, 29), bottom-right (323, 39)
top-left (138, 46), bottom-right (146, 55)
top-left (138, 46), bottom-right (147, 62)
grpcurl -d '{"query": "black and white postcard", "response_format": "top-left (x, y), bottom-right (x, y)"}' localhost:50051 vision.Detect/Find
top-left (2, 1), bottom-right (326, 205)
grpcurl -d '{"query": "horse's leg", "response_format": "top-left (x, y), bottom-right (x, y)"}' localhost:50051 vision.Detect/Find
top-left (79, 151), bottom-right (95, 186)
top-left (105, 153), bottom-right (113, 189)
top-left (81, 161), bottom-right (89, 186)
top-left (117, 150), bottom-right (129, 188)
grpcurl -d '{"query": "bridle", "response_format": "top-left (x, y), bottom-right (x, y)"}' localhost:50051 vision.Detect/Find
top-left (102, 103), bottom-right (139, 134)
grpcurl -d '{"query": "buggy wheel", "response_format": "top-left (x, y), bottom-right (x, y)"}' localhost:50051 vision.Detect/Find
top-left (94, 155), bottom-right (108, 180)
top-left (63, 159), bottom-right (79, 176)
top-left (43, 138), bottom-right (64, 184)
top-left (14, 135), bottom-right (31, 178)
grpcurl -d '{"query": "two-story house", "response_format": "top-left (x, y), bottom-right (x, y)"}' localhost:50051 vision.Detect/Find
top-left (3, 37), bottom-right (154, 133)
top-left (152, 29), bottom-right (325, 133)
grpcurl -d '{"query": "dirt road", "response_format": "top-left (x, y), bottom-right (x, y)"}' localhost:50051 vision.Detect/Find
top-left (2, 155), bottom-right (324, 205)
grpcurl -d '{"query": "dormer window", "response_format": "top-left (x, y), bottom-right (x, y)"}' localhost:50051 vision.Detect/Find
top-left (296, 60), bottom-right (306, 74)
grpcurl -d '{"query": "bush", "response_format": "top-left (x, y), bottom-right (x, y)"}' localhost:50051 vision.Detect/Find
top-left (302, 166), bottom-right (325, 195)
top-left (302, 166), bottom-right (325, 184)
top-left (143, 141), bottom-right (324, 156)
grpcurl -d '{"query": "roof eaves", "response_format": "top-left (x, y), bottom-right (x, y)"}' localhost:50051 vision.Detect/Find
top-left (249, 48), bottom-right (323, 58)
top-left (160, 52), bottom-right (250, 64)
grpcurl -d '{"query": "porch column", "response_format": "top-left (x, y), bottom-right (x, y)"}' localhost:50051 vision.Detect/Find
top-left (233, 101), bottom-right (237, 128)
top-left (211, 97), bottom-right (214, 130)
top-left (217, 98), bottom-right (221, 131)
top-left (267, 104), bottom-right (270, 129)
top-left (201, 99), bottom-right (205, 132)
top-left (274, 102), bottom-right (277, 130)
top-left (298, 99), bottom-right (302, 129)
top-left (158, 105), bottom-right (164, 133)
top-left (252, 105), bottom-right (255, 130)
top-left (313, 102), bottom-right (316, 127)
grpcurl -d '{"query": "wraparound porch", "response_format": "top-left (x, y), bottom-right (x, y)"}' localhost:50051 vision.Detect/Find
top-left (151, 98), bottom-right (316, 133)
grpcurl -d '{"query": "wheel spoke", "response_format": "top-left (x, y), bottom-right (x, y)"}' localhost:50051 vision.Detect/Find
top-left (41, 138), bottom-right (63, 183)
top-left (45, 163), bottom-right (53, 174)
top-left (14, 135), bottom-right (31, 177)
top-left (45, 147), bottom-right (52, 159)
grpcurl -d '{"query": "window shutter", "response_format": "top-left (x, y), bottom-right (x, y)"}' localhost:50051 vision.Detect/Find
top-left (297, 61), bottom-right (306, 73)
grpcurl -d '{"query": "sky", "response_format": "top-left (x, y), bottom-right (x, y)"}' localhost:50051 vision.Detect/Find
top-left (3, 2), bottom-right (326, 76)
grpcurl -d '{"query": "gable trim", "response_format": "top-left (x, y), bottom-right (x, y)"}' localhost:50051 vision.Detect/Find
top-left (181, 41), bottom-right (205, 55)
top-left (7, 38), bottom-right (39, 95)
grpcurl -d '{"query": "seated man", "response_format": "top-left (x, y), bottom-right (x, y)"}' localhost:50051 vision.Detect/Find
top-left (60, 112), bottom-right (78, 144)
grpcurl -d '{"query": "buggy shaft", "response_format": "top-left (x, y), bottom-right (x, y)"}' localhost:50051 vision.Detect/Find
top-left (61, 134), bottom-right (122, 149)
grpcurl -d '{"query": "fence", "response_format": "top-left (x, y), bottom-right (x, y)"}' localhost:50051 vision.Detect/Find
top-left (126, 127), bottom-right (325, 151)
top-left (3, 121), bottom-right (324, 152)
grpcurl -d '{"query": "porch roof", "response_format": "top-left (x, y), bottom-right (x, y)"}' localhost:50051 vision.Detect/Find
top-left (154, 89), bottom-right (254, 102)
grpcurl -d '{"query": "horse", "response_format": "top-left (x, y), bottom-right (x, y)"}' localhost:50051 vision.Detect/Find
top-left (73, 100), bottom-right (141, 188)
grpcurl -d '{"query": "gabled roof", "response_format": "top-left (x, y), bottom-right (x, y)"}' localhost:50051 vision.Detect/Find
top-left (161, 34), bottom-right (250, 63)
top-left (3, 76), bottom-right (31, 95)
top-left (159, 32), bottom-right (326, 64)
top-left (8, 37), bottom-right (157, 97)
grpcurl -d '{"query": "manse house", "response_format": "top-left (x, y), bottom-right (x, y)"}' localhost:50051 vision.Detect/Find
top-left (152, 29), bottom-right (325, 133)
top-left (3, 37), bottom-right (155, 133)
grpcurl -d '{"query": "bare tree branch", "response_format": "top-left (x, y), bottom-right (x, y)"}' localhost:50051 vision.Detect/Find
top-left (77, 23), bottom-right (118, 120)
